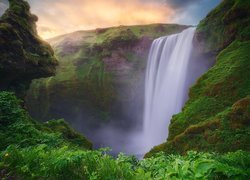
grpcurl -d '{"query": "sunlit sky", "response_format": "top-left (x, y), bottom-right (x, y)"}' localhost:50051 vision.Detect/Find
top-left (0, 0), bottom-right (220, 39)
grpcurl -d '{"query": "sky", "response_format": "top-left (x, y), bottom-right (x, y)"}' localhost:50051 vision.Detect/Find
top-left (0, 0), bottom-right (220, 39)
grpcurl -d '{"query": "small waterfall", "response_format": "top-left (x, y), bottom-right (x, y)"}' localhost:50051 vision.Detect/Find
top-left (143, 27), bottom-right (196, 151)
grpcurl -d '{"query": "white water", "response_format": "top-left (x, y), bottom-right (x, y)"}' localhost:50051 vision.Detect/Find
top-left (143, 27), bottom-right (196, 152)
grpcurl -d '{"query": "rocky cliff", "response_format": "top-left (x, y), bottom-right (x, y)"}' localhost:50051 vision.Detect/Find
top-left (146, 0), bottom-right (250, 157)
top-left (0, 0), bottom-right (57, 95)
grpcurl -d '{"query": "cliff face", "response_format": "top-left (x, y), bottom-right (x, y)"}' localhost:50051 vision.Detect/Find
top-left (0, 0), bottom-right (92, 157)
top-left (146, 0), bottom-right (250, 157)
top-left (25, 24), bottom-right (189, 134)
top-left (0, 0), bottom-right (57, 94)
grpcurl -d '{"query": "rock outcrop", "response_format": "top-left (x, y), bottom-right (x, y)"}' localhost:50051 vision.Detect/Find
top-left (0, 0), bottom-right (58, 95)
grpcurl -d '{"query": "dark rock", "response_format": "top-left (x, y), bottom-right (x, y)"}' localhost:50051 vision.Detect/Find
top-left (0, 0), bottom-right (58, 96)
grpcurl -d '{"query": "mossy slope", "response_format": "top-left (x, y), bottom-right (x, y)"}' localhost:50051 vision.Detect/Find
top-left (146, 0), bottom-right (250, 157)
top-left (0, 91), bottom-right (92, 152)
top-left (0, 0), bottom-right (58, 95)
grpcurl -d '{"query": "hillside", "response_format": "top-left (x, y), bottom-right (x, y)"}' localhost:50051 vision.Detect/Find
top-left (25, 24), bottom-right (189, 137)
top-left (146, 0), bottom-right (250, 157)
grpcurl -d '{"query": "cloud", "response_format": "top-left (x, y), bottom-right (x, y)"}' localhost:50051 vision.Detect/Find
top-left (37, 26), bottom-right (57, 40)
top-left (170, 0), bottom-right (221, 25)
top-left (166, 0), bottom-right (203, 8)
top-left (0, 0), bottom-right (220, 39)
top-left (26, 0), bottom-right (174, 39)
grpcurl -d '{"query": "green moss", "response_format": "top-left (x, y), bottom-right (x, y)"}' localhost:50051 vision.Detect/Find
top-left (147, 97), bottom-right (250, 157)
top-left (197, 0), bottom-right (250, 52)
top-left (169, 41), bottom-right (250, 139)
top-left (95, 24), bottom-right (188, 45)
top-left (148, 0), bottom-right (250, 157)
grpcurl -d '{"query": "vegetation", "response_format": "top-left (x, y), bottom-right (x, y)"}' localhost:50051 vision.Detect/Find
top-left (1, 92), bottom-right (250, 179)
top-left (0, 91), bottom-right (92, 152)
top-left (0, 0), bottom-right (249, 179)
top-left (0, 0), bottom-right (58, 95)
top-left (147, 0), bottom-right (250, 156)
top-left (26, 23), bottom-right (188, 124)
top-left (196, 0), bottom-right (250, 53)
top-left (95, 24), bottom-right (188, 45)
top-left (1, 146), bottom-right (250, 179)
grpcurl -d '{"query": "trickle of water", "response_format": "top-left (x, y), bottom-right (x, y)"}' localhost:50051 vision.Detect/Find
top-left (143, 27), bottom-right (196, 152)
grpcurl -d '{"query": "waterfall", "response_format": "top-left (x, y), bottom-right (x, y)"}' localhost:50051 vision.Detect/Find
top-left (143, 27), bottom-right (196, 151)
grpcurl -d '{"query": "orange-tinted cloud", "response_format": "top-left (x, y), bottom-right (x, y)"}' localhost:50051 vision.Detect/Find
top-left (27, 0), bottom-right (174, 39)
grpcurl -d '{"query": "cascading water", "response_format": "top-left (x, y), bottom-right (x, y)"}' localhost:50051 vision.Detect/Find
top-left (143, 27), bottom-right (197, 152)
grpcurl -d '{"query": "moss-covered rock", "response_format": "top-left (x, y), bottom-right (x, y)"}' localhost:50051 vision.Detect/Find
top-left (195, 0), bottom-right (250, 53)
top-left (147, 0), bottom-right (250, 157)
top-left (0, 0), bottom-right (58, 95)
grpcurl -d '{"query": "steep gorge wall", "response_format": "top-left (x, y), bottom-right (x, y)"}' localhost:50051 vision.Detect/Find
top-left (146, 0), bottom-right (250, 157)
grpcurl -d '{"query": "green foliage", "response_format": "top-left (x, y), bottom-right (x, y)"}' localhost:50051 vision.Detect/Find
top-left (1, 90), bottom-right (249, 179)
top-left (1, 92), bottom-right (249, 179)
top-left (0, 91), bottom-right (92, 151)
top-left (0, 91), bottom-right (26, 126)
top-left (1, 146), bottom-right (249, 179)
top-left (141, 151), bottom-right (250, 179)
